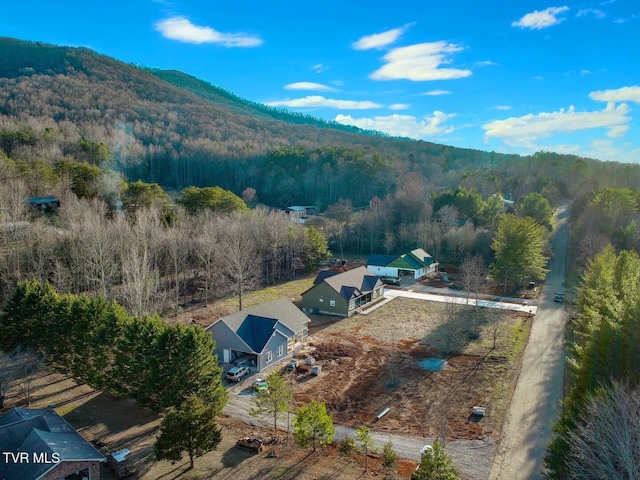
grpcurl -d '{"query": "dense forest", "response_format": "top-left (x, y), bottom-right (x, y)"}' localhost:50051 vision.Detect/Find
top-left (0, 36), bottom-right (639, 478)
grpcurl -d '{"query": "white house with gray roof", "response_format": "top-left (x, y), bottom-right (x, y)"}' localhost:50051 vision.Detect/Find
top-left (205, 298), bottom-right (309, 372)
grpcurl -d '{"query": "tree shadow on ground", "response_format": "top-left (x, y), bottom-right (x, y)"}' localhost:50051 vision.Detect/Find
top-left (418, 303), bottom-right (482, 357)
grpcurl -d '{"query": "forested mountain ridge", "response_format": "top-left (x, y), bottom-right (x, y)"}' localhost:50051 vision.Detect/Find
top-left (0, 36), bottom-right (526, 208)
top-left (146, 68), bottom-right (381, 134)
top-left (2, 37), bottom-right (640, 211)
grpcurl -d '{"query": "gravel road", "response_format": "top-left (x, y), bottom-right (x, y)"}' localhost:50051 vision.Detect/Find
top-left (223, 380), bottom-right (495, 479)
top-left (488, 206), bottom-right (569, 480)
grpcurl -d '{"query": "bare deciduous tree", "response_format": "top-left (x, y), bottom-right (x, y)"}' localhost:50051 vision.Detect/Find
top-left (565, 382), bottom-right (640, 480)
top-left (0, 347), bottom-right (47, 407)
top-left (219, 213), bottom-right (260, 311)
top-left (439, 301), bottom-right (468, 355)
top-left (194, 212), bottom-right (221, 306)
top-left (461, 255), bottom-right (487, 307)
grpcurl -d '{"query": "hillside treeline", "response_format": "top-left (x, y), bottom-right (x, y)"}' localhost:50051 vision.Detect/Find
top-left (0, 156), bottom-right (330, 313)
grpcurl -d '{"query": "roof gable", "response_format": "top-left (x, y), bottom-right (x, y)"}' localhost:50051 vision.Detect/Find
top-left (388, 256), bottom-right (416, 269)
top-left (340, 286), bottom-right (360, 300)
top-left (313, 266), bottom-right (383, 299)
top-left (0, 408), bottom-right (105, 480)
top-left (211, 298), bottom-right (309, 353)
top-left (236, 315), bottom-right (277, 353)
top-left (407, 248), bottom-right (436, 267)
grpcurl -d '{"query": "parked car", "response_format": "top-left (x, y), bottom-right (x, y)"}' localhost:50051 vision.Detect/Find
top-left (381, 276), bottom-right (401, 286)
top-left (226, 366), bottom-right (250, 382)
top-left (554, 292), bottom-right (565, 303)
top-left (253, 378), bottom-right (268, 393)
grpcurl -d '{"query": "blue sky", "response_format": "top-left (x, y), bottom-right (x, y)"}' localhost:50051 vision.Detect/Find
top-left (2, 1), bottom-right (639, 162)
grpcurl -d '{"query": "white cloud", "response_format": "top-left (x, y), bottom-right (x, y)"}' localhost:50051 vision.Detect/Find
top-left (585, 139), bottom-right (640, 163)
top-left (335, 111), bottom-right (455, 138)
top-left (512, 6), bottom-right (570, 30)
top-left (311, 64), bottom-right (327, 73)
top-left (284, 82), bottom-right (336, 92)
top-left (265, 96), bottom-right (382, 109)
top-left (475, 60), bottom-right (498, 67)
top-left (389, 103), bottom-right (411, 110)
top-left (483, 103), bottom-right (631, 147)
top-left (352, 24), bottom-right (410, 50)
top-left (370, 42), bottom-right (472, 81)
top-left (589, 86), bottom-right (640, 104)
top-left (581, 69), bottom-right (591, 75)
top-left (493, 105), bottom-right (512, 111)
top-left (607, 125), bottom-right (629, 137)
top-left (421, 89), bottom-right (452, 96)
top-left (155, 16), bottom-right (262, 46)
top-left (577, 8), bottom-right (606, 19)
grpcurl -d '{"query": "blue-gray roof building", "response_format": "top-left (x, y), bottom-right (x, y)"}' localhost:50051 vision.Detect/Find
top-left (205, 298), bottom-right (310, 371)
top-left (0, 408), bottom-right (105, 480)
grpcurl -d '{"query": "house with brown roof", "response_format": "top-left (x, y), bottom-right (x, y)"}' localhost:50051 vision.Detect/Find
top-left (0, 407), bottom-right (105, 480)
top-left (300, 265), bottom-right (385, 317)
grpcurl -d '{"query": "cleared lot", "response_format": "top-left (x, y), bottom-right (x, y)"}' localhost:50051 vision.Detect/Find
top-left (291, 297), bottom-right (530, 442)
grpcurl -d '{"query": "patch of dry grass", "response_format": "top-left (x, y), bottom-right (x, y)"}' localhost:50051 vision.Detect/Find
top-left (176, 276), bottom-right (315, 327)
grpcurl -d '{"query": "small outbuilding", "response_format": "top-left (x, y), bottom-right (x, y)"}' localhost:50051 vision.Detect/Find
top-left (26, 196), bottom-right (61, 213)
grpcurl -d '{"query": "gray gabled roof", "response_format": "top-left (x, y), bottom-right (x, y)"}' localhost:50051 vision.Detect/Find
top-left (310, 266), bottom-right (383, 300)
top-left (0, 408), bottom-right (105, 480)
top-left (407, 248), bottom-right (437, 267)
top-left (207, 298), bottom-right (309, 354)
top-left (236, 315), bottom-right (278, 353)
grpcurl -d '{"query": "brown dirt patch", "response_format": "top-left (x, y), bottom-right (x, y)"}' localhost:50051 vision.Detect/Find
top-left (289, 298), bottom-right (529, 442)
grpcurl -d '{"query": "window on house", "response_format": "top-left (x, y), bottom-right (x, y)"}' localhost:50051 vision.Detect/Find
top-left (266, 351), bottom-right (272, 362)
top-left (277, 345), bottom-right (284, 357)
top-left (330, 300), bottom-right (336, 307)
top-left (319, 297), bottom-right (324, 302)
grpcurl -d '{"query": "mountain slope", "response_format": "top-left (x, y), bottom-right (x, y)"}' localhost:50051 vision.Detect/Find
top-left (0, 37), bottom-right (521, 207)
top-left (147, 68), bottom-right (379, 134)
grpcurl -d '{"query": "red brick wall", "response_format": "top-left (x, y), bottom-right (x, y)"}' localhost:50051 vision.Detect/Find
top-left (40, 461), bottom-right (101, 480)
